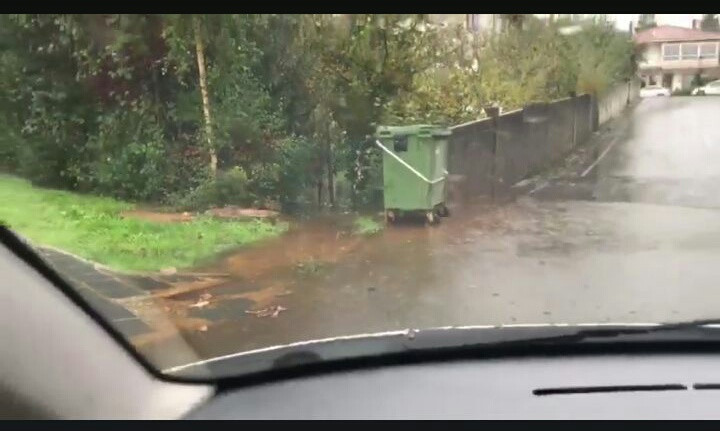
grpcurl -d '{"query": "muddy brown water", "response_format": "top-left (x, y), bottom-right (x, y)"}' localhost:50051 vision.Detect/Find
top-left (127, 199), bottom-right (530, 369)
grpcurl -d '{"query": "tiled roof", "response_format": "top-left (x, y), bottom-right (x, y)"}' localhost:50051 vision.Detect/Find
top-left (634, 25), bottom-right (720, 44)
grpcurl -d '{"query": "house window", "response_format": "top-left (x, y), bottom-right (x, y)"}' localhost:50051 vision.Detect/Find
top-left (700, 43), bottom-right (719, 59)
top-left (681, 43), bottom-right (699, 60)
top-left (663, 44), bottom-right (680, 61)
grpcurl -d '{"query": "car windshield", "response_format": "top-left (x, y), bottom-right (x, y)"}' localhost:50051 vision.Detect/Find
top-left (3, 13), bottom-right (720, 379)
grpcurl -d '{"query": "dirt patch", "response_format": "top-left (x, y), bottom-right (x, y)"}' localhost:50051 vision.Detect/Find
top-left (148, 276), bottom-right (229, 299)
top-left (122, 279), bottom-right (293, 346)
top-left (122, 209), bottom-right (194, 223)
top-left (217, 224), bottom-right (364, 280)
top-left (217, 283), bottom-right (293, 310)
top-left (205, 206), bottom-right (279, 220)
top-left (122, 206), bottom-right (280, 224)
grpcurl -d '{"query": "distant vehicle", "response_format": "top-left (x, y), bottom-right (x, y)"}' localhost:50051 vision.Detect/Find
top-left (640, 85), bottom-right (671, 97)
top-left (692, 80), bottom-right (720, 96)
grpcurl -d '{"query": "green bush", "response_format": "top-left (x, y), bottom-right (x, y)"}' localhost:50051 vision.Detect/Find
top-left (81, 104), bottom-right (169, 201)
top-left (0, 117), bottom-right (22, 171)
top-left (239, 135), bottom-right (323, 212)
top-left (12, 106), bottom-right (89, 190)
top-left (338, 139), bottom-right (384, 210)
top-left (275, 136), bottom-right (322, 208)
top-left (172, 167), bottom-right (252, 211)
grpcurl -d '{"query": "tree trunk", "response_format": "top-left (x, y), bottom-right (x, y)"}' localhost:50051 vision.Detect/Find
top-left (193, 16), bottom-right (217, 177)
top-left (326, 147), bottom-right (335, 208)
top-left (317, 178), bottom-right (323, 208)
top-left (325, 123), bottom-right (335, 208)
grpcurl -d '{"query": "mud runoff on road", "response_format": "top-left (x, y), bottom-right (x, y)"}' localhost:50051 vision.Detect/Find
top-left (122, 199), bottom-right (535, 370)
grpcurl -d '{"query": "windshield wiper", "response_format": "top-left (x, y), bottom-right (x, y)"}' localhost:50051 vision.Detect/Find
top-left (167, 320), bottom-right (720, 379)
top-left (480, 320), bottom-right (720, 347)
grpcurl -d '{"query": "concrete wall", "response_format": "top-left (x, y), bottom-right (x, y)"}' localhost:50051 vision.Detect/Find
top-left (598, 80), bottom-right (641, 125)
top-left (448, 84), bottom-right (637, 200)
top-left (575, 94), bottom-right (593, 143)
top-left (448, 118), bottom-right (496, 197)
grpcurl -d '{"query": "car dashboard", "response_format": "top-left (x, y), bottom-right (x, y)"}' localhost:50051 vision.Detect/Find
top-left (187, 353), bottom-right (720, 419)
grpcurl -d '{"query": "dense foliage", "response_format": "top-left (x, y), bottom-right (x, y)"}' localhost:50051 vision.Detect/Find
top-left (0, 14), bottom-right (636, 211)
top-left (701, 14), bottom-right (719, 32)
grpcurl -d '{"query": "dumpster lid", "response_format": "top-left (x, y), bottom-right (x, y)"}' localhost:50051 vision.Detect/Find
top-left (376, 124), bottom-right (451, 138)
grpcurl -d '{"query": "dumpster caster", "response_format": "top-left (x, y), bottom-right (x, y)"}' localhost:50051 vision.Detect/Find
top-left (385, 210), bottom-right (396, 224)
top-left (425, 211), bottom-right (437, 225)
top-left (437, 204), bottom-right (450, 217)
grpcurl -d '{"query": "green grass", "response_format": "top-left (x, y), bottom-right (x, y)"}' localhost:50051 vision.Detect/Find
top-left (352, 216), bottom-right (383, 236)
top-left (0, 175), bottom-right (287, 272)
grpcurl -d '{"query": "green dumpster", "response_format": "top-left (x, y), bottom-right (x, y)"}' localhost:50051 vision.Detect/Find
top-left (375, 125), bottom-right (451, 224)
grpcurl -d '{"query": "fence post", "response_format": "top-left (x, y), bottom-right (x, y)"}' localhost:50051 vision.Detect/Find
top-left (572, 96), bottom-right (578, 147)
top-left (484, 106), bottom-right (501, 200)
top-left (590, 94), bottom-right (599, 132)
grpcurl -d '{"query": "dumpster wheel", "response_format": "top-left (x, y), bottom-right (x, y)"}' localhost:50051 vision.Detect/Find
top-left (437, 204), bottom-right (450, 217)
top-left (425, 211), bottom-right (438, 225)
top-left (385, 210), bottom-right (397, 224)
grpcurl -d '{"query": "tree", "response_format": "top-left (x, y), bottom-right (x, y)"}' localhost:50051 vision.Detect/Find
top-left (0, 13), bottom-right (640, 211)
top-left (192, 16), bottom-right (216, 177)
top-left (501, 14), bottom-right (527, 31)
top-left (162, 15), bottom-right (219, 178)
top-left (701, 14), bottom-right (720, 32)
top-left (636, 14), bottom-right (657, 32)
top-left (323, 15), bottom-right (445, 206)
top-left (573, 18), bottom-right (637, 96)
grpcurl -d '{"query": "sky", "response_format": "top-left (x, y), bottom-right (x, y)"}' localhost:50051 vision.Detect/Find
top-left (535, 14), bottom-right (704, 30)
top-left (605, 14), bottom-right (703, 30)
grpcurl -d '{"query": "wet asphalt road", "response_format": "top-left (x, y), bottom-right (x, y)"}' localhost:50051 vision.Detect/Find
top-left (51, 96), bottom-right (720, 369)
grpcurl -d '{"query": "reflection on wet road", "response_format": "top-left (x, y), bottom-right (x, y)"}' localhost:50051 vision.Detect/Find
top-left (535, 97), bottom-right (720, 208)
top-left (80, 97), bottom-right (720, 370)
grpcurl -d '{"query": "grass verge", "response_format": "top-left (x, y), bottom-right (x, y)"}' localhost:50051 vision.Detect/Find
top-left (0, 175), bottom-right (287, 272)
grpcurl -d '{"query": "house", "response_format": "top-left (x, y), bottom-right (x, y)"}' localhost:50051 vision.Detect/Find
top-left (427, 14), bottom-right (504, 34)
top-left (466, 14), bottom-right (504, 34)
top-left (634, 25), bottom-right (720, 91)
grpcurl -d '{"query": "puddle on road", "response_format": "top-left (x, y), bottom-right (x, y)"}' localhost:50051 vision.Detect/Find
top-left (137, 202), bottom-right (524, 298)
top-left (212, 217), bottom-right (367, 281)
top-left (121, 200), bottom-right (542, 368)
top-left (214, 283), bottom-right (294, 308)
